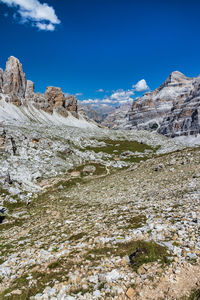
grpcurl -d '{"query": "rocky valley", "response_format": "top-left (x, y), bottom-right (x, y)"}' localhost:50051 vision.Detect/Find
top-left (0, 57), bottom-right (200, 300)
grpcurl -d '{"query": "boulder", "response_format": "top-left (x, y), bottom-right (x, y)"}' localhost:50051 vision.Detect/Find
top-left (83, 165), bottom-right (96, 175)
top-left (126, 287), bottom-right (135, 299)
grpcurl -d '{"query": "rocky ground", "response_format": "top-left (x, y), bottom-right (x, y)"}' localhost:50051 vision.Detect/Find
top-left (0, 130), bottom-right (199, 299)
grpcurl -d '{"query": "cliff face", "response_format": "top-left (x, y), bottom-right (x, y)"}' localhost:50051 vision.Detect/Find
top-left (101, 104), bottom-right (131, 129)
top-left (0, 68), bottom-right (3, 92)
top-left (158, 77), bottom-right (200, 137)
top-left (0, 56), bottom-right (78, 117)
top-left (128, 71), bottom-right (200, 137)
top-left (2, 56), bottom-right (27, 98)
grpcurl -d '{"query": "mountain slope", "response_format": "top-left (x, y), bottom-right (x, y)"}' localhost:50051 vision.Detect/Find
top-left (128, 71), bottom-right (199, 137)
top-left (100, 71), bottom-right (199, 139)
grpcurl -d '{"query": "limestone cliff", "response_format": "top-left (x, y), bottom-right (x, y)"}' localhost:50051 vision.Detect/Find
top-left (0, 56), bottom-right (78, 117)
top-left (128, 71), bottom-right (199, 137)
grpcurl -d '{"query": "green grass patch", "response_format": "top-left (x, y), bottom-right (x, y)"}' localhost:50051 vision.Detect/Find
top-left (0, 266), bottom-right (71, 300)
top-left (125, 215), bottom-right (147, 230)
top-left (0, 185), bottom-right (10, 196)
top-left (188, 289), bottom-right (200, 300)
top-left (48, 260), bottom-right (62, 269)
top-left (57, 149), bottom-right (72, 161)
top-left (85, 139), bottom-right (155, 155)
top-left (85, 240), bottom-right (170, 271)
top-left (0, 217), bottom-right (25, 231)
top-left (3, 201), bottom-right (26, 213)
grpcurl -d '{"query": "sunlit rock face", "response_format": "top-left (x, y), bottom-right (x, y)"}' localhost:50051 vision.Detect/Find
top-left (158, 76), bottom-right (200, 137)
top-left (0, 56), bottom-right (78, 117)
top-left (2, 56), bottom-right (26, 98)
top-left (128, 71), bottom-right (199, 137)
top-left (102, 71), bottom-right (199, 137)
top-left (41, 86), bottom-right (78, 117)
top-left (0, 68), bottom-right (3, 92)
top-left (25, 80), bottom-right (35, 99)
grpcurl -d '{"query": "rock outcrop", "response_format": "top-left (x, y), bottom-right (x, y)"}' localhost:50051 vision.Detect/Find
top-left (64, 95), bottom-right (78, 114)
top-left (102, 104), bottom-right (131, 129)
top-left (42, 87), bottom-right (78, 117)
top-left (2, 56), bottom-right (26, 98)
top-left (0, 56), bottom-right (78, 118)
top-left (25, 80), bottom-right (35, 99)
top-left (0, 68), bottom-right (3, 92)
top-left (128, 71), bottom-right (200, 137)
top-left (158, 77), bottom-right (200, 137)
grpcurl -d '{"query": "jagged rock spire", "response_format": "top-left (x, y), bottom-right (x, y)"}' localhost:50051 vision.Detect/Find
top-left (2, 56), bottom-right (27, 97)
top-left (0, 56), bottom-right (78, 118)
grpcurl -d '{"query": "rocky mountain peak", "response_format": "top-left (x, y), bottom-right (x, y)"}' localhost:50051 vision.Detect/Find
top-left (157, 71), bottom-right (192, 92)
top-left (0, 56), bottom-right (79, 120)
top-left (6, 55), bottom-right (20, 67)
top-left (169, 70), bottom-right (186, 79)
top-left (2, 56), bottom-right (27, 98)
top-left (127, 71), bottom-right (200, 137)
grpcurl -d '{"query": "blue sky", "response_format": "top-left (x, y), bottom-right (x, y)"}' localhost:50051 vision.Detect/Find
top-left (0, 0), bottom-right (200, 106)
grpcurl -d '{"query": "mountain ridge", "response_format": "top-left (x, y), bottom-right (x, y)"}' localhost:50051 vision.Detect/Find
top-left (0, 56), bottom-right (96, 128)
top-left (102, 71), bottom-right (200, 138)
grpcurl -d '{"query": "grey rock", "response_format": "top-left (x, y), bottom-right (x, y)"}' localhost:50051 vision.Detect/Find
top-left (25, 80), bottom-right (35, 98)
top-left (158, 77), bottom-right (200, 137)
top-left (2, 56), bottom-right (26, 98)
top-left (0, 68), bottom-right (3, 92)
top-left (128, 71), bottom-right (197, 136)
top-left (0, 206), bottom-right (8, 214)
top-left (101, 71), bottom-right (200, 138)
top-left (154, 163), bottom-right (164, 171)
top-left (83, 165), bottom-right (96, 175)
top-left (0, 57), bottom-right (79, 119)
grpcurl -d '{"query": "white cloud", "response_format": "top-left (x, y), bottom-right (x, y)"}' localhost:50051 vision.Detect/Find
top-left (101, 98), bottom-right (112, 103)
top-left (75, 92), bottom-right (83, 96)
top-left (96, 88), bottom-right (104, 92)
top-left (81, 79), bottom-right (149, 107)
top-left (36, 22), bottom-right (54, 31)
top-left (0, 0), bottom-right (60, 31)
top-left (81, 89), bottom-right (134, 106)
top-left (82, 99), bottom-right (100, 104)
top-left (110, 89), bottom-right (134, 102)
top-left (133, 79), bottom-right (149, 92)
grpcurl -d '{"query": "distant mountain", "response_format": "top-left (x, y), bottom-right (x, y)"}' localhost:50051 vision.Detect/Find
top-left (101, 71), bottom-right (200, 137)
top-left (0, 56), bottom-right (95, 128)
top-left (101, 103), bottom-right (131, 129)
top-left (79, 104), bottom-right (115, 124)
